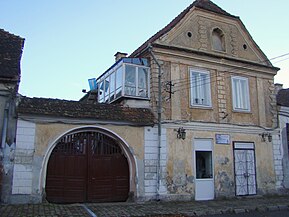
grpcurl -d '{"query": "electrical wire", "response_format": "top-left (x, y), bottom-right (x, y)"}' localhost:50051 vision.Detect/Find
top-left (154, 52), bottom-right (289, 95)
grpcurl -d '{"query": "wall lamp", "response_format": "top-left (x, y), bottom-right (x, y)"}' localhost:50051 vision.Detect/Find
top-left (260, 132), bottom-right (272, 142)
top-left (176, 127), bottom-right (186, 140)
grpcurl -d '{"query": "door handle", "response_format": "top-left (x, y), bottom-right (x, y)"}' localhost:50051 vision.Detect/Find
top-left (243, 173), bottom-right (249, 178)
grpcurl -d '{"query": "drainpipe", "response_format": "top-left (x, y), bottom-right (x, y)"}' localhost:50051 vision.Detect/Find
top-left (1, 102), bottom-right (9, 149)
top-left (148, 46), bottom-right (162, 200)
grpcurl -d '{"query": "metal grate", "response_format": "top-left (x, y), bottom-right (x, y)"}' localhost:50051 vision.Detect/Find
top-left (51, 132), bottom-right (122, 156)
top-left (90, 132), bottom-right (122, 155)
top-left (52, 133), bottom-right (87, 155)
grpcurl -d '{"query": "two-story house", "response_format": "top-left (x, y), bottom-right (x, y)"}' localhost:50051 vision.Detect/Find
top-left (10, 0), bottom-right (280, 204)
top-left (0, 29), bottom-right (24, 202)
top-left (89, 0), bottom-right (279, 201)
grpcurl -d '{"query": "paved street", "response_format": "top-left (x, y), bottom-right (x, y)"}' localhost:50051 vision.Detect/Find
top-left (203, 210), bottom-right (289, 217)
top-left (0, 195), bottom-right (289, 217)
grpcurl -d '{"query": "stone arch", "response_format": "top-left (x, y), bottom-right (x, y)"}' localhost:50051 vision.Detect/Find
top-left (39, 125), bottom-right (137, 202)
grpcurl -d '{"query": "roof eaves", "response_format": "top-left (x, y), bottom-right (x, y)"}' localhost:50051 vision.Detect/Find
top-left (17, 114), bottom-right (155, 127)
top-left (152, 43), bottom-right (280, 71)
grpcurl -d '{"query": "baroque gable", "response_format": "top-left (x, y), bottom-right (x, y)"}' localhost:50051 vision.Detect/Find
top-left (154, 9), bottom-right (270, 66)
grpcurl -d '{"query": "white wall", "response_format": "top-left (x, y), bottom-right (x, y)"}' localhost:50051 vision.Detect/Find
top-left (144, 127), bottom-right (167, 198)
top-left (12, 120), bottom-right (35, 195)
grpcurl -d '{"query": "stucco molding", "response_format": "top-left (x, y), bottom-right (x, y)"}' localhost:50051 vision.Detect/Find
top-left (162, 121), bottom-right (274, 134)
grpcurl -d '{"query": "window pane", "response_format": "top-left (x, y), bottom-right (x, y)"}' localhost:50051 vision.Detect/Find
top-left (196, 151), bottom-right (213, 179)
top-left (109, 72), bottom-right (115, 101)
top-left (190, 70), bottom-right (211, 106)
top-left (240, 80), bottom-right (248, 109)
top-left (125, 65), bottom-right (136, 96)
top-left (138, 67), bottom-right (148, 97)
top-left (200, 73), bottom-right (207, 105)
top-left (115, 66), bottom-right (123, 98)
top-left (234, 79), bottom-right (241, 108)
top-left (104, 77), bottom-right (109, 102)
top-left (232, 77), bottom-right (250, 111)
top-left (98, 80), bottom-right (104, 103)
top-left (191, 72), bottom-right (198, 104)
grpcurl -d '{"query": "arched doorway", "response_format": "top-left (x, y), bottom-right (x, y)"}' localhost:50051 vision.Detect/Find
top-left (45, 130), bottom-right (130, 203)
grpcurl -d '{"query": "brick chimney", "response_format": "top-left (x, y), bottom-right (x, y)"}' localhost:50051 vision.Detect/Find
top-left (114, 52), bottom-right (127, 62)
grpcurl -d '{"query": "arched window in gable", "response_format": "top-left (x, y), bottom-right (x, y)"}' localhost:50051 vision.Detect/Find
top-left (212, 28), bottom-right (225, 52)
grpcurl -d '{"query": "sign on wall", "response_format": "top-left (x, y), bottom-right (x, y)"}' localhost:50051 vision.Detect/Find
top-left (215, 134), bottom-right (230, 145)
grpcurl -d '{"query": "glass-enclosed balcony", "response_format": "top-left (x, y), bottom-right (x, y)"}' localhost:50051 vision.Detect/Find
top-left (89, 58), bottom-right (150, 103)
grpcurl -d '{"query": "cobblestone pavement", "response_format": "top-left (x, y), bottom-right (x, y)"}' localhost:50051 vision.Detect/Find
top-left (1, 195), bottom-right (289, 217)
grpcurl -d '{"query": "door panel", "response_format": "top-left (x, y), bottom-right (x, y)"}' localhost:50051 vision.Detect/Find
top-left (194, 139), bottom-right (214, 201)
top-left (46, 131), bottom-right (129, 203)
top-left (46, 154), bottom-right (87, 203)
top-left (234, 143), bottom-right (256, 196)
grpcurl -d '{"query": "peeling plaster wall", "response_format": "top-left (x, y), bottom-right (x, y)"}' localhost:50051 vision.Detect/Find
top-left (164, 126), bottom-right (276, 199)
top-left (166, 128), bottom-right (194, 199)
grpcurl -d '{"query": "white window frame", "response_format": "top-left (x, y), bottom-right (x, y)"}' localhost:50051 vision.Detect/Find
top-left (231, 76), bottom-right (250, 112)
top-left (189, 68), bottom-right (212, 108)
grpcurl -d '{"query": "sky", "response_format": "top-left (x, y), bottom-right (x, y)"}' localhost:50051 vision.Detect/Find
top-left (1, 0), bottom-right (288, 100)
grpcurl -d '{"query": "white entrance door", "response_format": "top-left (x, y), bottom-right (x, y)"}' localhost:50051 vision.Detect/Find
top-left (194, 139), bottom-right (214, 200)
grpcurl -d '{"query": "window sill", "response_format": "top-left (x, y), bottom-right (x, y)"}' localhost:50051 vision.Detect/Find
top-left (232, 109), bottom-right (251, 114)
top-left (212, 49), bottom-right (226, 54)
top-left (190, 105), bottom-right (213, 110)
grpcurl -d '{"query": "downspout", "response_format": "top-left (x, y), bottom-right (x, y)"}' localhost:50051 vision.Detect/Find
top-left (1, 102), bottom-right (9, 149)
top-left (148, 46), bottom-right (162, 200)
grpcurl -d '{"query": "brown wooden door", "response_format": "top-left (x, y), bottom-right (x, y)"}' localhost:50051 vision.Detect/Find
top-left (46, 132), bottom-right (129, 203)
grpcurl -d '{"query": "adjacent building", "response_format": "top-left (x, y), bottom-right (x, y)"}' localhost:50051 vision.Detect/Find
top-left (274, 85), bottom-right (289, 189)
top-left (0, 29), bottom-right (24, 202)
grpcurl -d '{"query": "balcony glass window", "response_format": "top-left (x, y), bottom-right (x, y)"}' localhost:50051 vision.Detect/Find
top-left (93, 58), bottom-right (149, 103)
top-left (109, 73), bottom-right (115, 101)
top-left (98, 80), bottom-right (104, 103)
top-left (138, 68), bottom-right (148, 97)
top-left (104, 77), bottom-right (110, 102)
top-left (125, 65), bottom-right (136, 96)
top-left (115, 66), bottom-right (122, 98)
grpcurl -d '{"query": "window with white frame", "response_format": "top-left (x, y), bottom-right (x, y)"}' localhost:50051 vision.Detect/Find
top-left (231, 76), bottom-right (250, 111)
top-left (190, 69), bottom-right (211, 107)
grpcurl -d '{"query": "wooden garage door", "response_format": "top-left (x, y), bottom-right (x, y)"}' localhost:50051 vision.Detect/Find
top-left (46, 132), bottom-right (129, 203)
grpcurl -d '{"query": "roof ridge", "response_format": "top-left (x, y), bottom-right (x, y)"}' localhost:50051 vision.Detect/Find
top-left (0, 28), bottom-right (25, 40)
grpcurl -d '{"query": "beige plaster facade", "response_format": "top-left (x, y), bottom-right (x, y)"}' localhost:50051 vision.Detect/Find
top-left (135, 3), bottom-right (279, 199)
